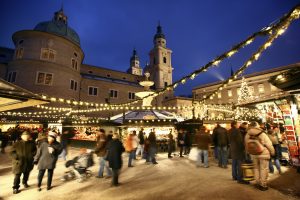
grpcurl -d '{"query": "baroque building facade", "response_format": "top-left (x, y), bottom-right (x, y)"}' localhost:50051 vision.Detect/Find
top-left (0, 8), bottom-right (174, 112)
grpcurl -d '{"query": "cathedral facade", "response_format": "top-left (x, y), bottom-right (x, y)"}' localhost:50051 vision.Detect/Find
top-left (0, 8), bottom-right (174, 110)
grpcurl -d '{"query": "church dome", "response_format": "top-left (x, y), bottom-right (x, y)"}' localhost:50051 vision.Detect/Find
top-left (34, 8), bottom-right (80, 46)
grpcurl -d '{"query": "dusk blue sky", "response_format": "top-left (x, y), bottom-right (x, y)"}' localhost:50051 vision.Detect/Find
top-left (1, 1), bottom-right (299, 96)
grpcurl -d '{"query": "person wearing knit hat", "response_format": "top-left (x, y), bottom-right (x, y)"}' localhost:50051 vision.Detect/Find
top-left (11, 131), bottom-right (37, 194)
top-left (34, 130), bottom-right (63, 191)
top-left (48, 131), bottom-right (57, 140)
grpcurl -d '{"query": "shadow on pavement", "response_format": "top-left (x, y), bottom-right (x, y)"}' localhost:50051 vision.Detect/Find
top-left (269, 167), bottom-right (300, 198)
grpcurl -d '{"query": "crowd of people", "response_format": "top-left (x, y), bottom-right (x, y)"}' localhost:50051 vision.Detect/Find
top-left (1, 120), bottom-right (287, 195)
top-left (193, 121), bottom-right (286, 191)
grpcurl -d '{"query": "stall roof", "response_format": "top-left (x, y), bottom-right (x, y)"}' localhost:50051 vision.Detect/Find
top-left (0, 79), bottom-right (48, 111)
top-left (269, 66), bottom-right (300, 91)
top-left (111, 110), bottom-right (184, 124)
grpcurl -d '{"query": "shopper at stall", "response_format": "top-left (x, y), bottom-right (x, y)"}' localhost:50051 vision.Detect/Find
top-left (125, 133), bottom-right (135, 167)
top-left (167, 130), bottom-right (176, 158)
top-left (10, 131), bottom-right (37, 194)
top-left (107, 131), bottom-right (113, 142)
top-left (278, 123), bottom-right (285, 159)
top-left (267, 127), bottom-right (282, 174)
top-left (184, 130), bottom-right (192, 155)
top-left (0, 130), bottom-right (9, 154)
top-left (132, 131), bottom-right (138, 160)
top-left (213, 123), bottom-right (229, 168)
top-left (245, 121), bottom-right (275, 191)
top-left (194, 126), bottom-right (212, 168)
top-left (11, 126), bottom-right (22, 143)
top-left (229, 121), bottom-right (248, 184)
top-left (239, 122), bottom-right (251, 162)
top-left (136, 128), bottom-right (145, 158)
top-left (59, 130), bottom-right (75, 161)
top-left (34, 131), bottom-right (63, 191)
top-left (177, 129), bottom-right (185, 157)
top-left (95, 129), bottom-right (112, 178)
top-left (147, 130), bottom-right (158, 164)
top-left (106, 133), bottom-right (125, 187)
top-left (212, 124), bottom-right (219, 160)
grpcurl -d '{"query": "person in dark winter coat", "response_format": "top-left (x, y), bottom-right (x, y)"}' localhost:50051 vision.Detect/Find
top-left (177, 129), bottom-right (185, 157)
top-left (229, 121), bottom-right (247, 183)
top-left (95, 129), bottom-right (112, 178)
top-left (106, 133), bottom-right (125, 186)
top-left (167, 130), bottom-right (176, 158)
top-left (0, 130), bottom-right (9, 153)
top-left (34, 131), bottom-right (63, 191)
top-left (239, 122), bottom-right (251, 162)
top-left (147, 130), bottom-right (158, 164)
top-left (59, 130), bottom-right (75, 161)
top-left (10, 131), bottom-right (37, 194)
top-left (194, 126), bottom-right (212, 168)
top-left (213, 123), bottom-right (229, 168)
top-left (136, 128), bottom-right (145, 158)
top-left (184, 130), bottom-right (192, 155)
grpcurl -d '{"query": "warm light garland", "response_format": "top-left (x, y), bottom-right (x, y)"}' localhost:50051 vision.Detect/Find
top-left (109, 5), bottom-right (300, 107)
top-left (198, 7), bottom-right (298, 104)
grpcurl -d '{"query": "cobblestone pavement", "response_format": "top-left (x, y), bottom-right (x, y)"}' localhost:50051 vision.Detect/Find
top-left (0, 147), bottom-right (299, 200)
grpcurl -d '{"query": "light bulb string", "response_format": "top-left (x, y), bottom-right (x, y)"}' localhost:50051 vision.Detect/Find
top-left (110, 4), bottom-right (300, 107)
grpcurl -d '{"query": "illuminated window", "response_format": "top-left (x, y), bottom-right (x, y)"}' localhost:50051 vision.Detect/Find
top-left (71, 58), bottom-right (78, 70)
top-left (40, 48), bottom-right (56, 61)
top-left (258, 84), bottom-right (265, 93)
top-left (227, 90), bottom-right (232, 97)
top-left (237, 88), bottom-right (241, 96)
top-left (249, 86), bottom-right (254, 93)
top-left (218, 92), bottom-right (221, 99)
top-left (15, 48), bottom-right (24, 59)
top-left (36, 72), bottom-right (53, 85)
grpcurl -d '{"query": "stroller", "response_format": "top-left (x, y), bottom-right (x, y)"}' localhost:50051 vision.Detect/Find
top-left (61, 149), bottom-right (94, 182)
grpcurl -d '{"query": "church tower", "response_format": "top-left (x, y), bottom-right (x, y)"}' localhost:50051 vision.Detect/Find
top-left (146, 23), bottom-right (173, 104)
top-left (127, 48), bottom-right (142, 76)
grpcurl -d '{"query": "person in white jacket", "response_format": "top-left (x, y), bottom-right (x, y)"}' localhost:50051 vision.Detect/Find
top-left (245, 121), bottom-right (275, 191)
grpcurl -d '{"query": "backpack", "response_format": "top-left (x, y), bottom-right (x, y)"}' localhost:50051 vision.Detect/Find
top-left (246, 131), bottom-right (265, 155)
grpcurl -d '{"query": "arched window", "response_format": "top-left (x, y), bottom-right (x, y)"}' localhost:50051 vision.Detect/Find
top-left (163, 57), bottom-right (167, 64)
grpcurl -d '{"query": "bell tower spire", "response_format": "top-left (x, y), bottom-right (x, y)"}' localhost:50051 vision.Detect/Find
top-left (153, 22), bottom-right (166, 47)
top-left (53, 6), bottom-right (67, 24)
top-left (127, 48), bottom-right (142, 76)
top-left (148, 22), bottom-right (173, 105)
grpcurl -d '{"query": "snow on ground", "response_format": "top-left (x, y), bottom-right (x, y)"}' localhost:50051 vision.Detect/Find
top-left (0, 148), bottom-right (298, 200)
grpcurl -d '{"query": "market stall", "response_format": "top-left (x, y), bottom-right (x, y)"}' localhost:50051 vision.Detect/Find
top-left (62, 121), bottom-right (120, 149)
top-left (111, 110), bottom-right (183, 152)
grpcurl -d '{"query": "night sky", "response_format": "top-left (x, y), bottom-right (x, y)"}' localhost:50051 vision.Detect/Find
top-left (1, 0), bottom-right (299, 96)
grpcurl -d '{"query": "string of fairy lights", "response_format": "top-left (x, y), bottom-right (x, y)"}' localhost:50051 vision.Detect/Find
top-left (24, 5), bottom-right (300, 110)
top-left (109, 5), bottom-right (300, 107)
top-left (197, 9), bottom-right (298, 104)
top-left (1, 5), bottom-right (299, 122)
